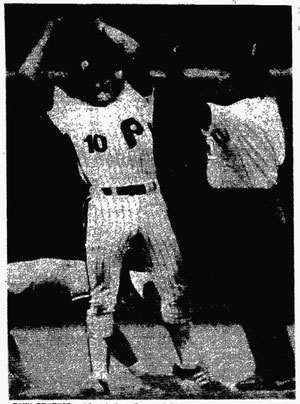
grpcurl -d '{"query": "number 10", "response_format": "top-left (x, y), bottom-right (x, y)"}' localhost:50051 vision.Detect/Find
top-left (83, 134), bottom-right (108, 153)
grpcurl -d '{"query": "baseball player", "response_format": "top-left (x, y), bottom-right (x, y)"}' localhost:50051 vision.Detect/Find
top-left (17, 15), bottom-right (217, 395)
top-left (201, 53), bottom-right (295, 391)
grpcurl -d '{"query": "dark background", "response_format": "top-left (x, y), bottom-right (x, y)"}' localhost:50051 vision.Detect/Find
top-left (5, 4), bottom-right (292, 70)
top-left (6, 4), bottom-right (293, 325)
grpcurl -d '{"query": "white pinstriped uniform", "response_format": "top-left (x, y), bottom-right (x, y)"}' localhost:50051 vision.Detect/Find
top-left (202, 97), bottom-right (285, 188)
top-left (48, 82), bottom-right (185, 334)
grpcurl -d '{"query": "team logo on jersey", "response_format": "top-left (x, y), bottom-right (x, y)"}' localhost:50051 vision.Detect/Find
top-left (82, 117), bottom-right (151, 153)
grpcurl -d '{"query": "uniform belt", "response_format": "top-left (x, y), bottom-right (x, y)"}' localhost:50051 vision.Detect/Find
top-left (101, 181), bottom-right (157, 196)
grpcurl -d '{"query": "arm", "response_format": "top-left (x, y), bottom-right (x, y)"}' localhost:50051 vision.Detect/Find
top-left (19, 18), bottom-right (61, 80)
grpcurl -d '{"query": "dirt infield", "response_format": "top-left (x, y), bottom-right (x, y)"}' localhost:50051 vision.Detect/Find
top-left (10, 323), bottom-right (295, 400)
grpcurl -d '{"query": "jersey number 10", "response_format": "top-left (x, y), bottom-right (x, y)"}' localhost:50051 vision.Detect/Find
top-left (83, 118), bottom-right (145, 153)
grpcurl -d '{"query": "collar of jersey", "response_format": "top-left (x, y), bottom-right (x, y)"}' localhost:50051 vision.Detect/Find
top-left (53, 81), bottom-right (132, 110)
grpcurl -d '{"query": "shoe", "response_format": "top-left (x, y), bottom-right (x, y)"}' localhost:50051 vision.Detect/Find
top-left (173, 363), bottom-right (210, 383)
top-left (235, 375), bottom-right (295, 391)
top-left (128, 361), bottom-right (148, 378)
top-left (173, 363), bottom-right (229, 391)
top-left (81, 376), bottom-right (110, 396)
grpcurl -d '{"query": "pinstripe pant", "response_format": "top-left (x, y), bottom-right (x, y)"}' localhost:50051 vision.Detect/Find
top-left (86, 186), bottom-right (188, 337)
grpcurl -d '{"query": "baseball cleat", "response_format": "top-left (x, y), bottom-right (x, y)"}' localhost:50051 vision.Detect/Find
top-left (128, 361), bottom-right (150, 378)
top-left (81, 376), bottom-right (110, 396)
top-left (173, 363), bottom-right (228, 391)
top-left (173, 363), bottom-right (211, 385)
top-left (235, 374), bottom-right (295, 391)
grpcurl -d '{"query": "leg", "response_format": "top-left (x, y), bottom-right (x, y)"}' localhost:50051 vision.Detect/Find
top-left (243, 322), bottom-right (294, 380)
top-left (86, 307), bottom-right (112, 381)
top-left (235, 211), bottom-right (295, 391)
top-left (85, 247), bottom-right (122, 390)
top-left (139, 193), bottom-right (202, 368)
top-left (84, 197), bottom-right (132, 390)
top-left (138, 194), bottom-right (226, 387)
top-left (236, 321), bottom-right (295, 390)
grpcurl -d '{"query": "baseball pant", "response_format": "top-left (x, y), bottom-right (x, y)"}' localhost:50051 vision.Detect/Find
top-left (86, 187), bottom-right (188, 339)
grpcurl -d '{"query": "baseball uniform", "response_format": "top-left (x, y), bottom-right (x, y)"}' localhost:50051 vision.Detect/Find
top-left (48, 81), bottom-right (187, 337)
top-left (10, 15), bottom-right (213, 392)
top-left (202, 96), bottom-right (285, 188)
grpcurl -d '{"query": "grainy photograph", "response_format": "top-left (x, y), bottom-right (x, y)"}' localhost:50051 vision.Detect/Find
top-left (5, 2), bottom-right (295, 401)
